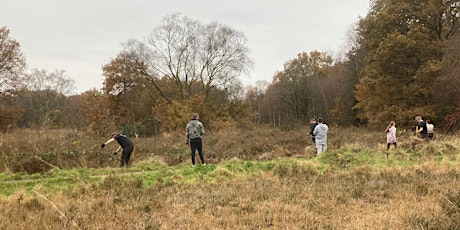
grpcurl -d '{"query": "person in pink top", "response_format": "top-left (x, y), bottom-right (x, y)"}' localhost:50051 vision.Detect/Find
top-left (385, 121), bottom-right (397, 149)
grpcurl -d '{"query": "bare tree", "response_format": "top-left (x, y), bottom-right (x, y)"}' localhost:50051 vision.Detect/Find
top-left (125, 14), bottom-right (253, 101)
top-left (143, 14), bottom-right (200, 100)
top-left (23, 69), bottom-right (75, 95)
top-left (16, 69), bottom-right (75, 127)
top-left (198, 22), bottom-right (252, 98)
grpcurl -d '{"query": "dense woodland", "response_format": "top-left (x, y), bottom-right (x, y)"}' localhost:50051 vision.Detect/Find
top-left (1, 0), bottom-right (459, 136)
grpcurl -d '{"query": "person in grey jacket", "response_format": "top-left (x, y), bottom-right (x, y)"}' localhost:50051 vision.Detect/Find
top-left (313, 117), bottom-right (328, 155)
top-left (185, 113), bottom-right (205, 166)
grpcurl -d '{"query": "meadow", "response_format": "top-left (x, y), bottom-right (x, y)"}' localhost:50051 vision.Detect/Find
top-left (0, 126), bottom-right (460, 229)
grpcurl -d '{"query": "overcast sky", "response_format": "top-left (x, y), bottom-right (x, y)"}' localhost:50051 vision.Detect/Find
top-left (1, 0), bottom-right (370, 94)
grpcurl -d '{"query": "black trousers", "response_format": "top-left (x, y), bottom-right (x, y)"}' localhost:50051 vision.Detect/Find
top-left (190, 138), bottom-right (205, 165)
top-left (386, 142), bottom-right (397, 149)
top-left (120, 145), bottom-right (133, 167)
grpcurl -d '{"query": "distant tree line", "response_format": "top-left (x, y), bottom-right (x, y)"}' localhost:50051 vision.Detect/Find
top-left (250, 0), bottom-right (459, 128)
top-left (0, 0), bottom-right (459, 134)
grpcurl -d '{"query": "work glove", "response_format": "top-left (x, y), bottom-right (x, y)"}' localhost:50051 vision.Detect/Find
top-left (101, 143), bottom-right (106, 149)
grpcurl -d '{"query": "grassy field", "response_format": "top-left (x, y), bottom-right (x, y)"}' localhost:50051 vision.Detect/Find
top-left (1, 127), bottom-right (460, 229)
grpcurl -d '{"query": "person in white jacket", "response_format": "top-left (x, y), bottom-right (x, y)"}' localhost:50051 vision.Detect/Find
top-left (426, 120), bottom-right (434, 140)
top-left (313, 117), bottom-right (328, 155)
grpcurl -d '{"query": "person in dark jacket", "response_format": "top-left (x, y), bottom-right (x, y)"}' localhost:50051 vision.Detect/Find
top-left (101, 133), bottom-right (134, 167)
top-left (308, 118), bottom-right (318, 143)
top-left (185, 113), bottom-right (205, 167)
top-left (415, 116), bottom-right (428, 139)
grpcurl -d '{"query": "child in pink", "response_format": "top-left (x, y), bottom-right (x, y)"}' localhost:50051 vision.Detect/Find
top-left (385, 121), bottom-right (397, 149)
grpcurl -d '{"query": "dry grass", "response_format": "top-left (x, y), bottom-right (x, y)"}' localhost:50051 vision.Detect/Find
top-left (1, 127), bottom-right (460, 229)
top-left (0, 126), bottom-right (309, 173)
top-left (1, 163), bottom-right (460, 229)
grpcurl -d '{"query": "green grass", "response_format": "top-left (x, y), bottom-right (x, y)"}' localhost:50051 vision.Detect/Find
top-left (1, 139), bottom-right (460, 229)
top-left (2, 141), bottom-right (459, 197)
top-left (0, 159), bottom-right (279, 196)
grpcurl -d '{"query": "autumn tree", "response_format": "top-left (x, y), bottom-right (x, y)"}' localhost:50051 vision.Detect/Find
top-left (264, 51), bottom-right (333, 126)
top-left (60, 93), bottom-right (92, 129)
top-left (438, 24), bottom-right (460, 128)
top-left (0, 27), bottom-right (25, 93)
top-left (329, 61), bottom-right (359, 126)
top-left (0, 27), bottom-right (26, 131)
top-left (353, 0), bottom-right (459, 126)
top-left (102, 51), bottom-right (162, 136)
top-left (77, 90), bottom-right (115, 135)
top-left (330, 22), bottom-right (364, 126)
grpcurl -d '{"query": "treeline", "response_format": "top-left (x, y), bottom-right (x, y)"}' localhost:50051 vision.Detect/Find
top-left (1, 0), bottom-right (459, 136)
top-left (250, 0), bottom-right (460, 128)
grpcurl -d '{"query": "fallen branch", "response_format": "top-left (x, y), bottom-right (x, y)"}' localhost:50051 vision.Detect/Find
top-left (34, 190), bottom-right (81, 230)
top-left (34, 155), bottom-right (59, 170)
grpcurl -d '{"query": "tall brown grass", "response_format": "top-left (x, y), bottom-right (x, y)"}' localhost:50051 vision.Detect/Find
top-left (1, 126), bottom-right (460, 229)
top-left (1, 163), bottom-right (460, 229)
top-left (0, 126), bottom-right (311, 173)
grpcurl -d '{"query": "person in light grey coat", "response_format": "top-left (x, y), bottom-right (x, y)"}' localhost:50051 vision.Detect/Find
top-left (313, 117), bottom-right (328, 155)
top-left (185, 113), bottom-right (205, 166)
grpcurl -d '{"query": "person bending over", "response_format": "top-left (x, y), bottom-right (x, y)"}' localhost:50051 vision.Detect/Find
top-left (102, 133), bottom-right (134, 167)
